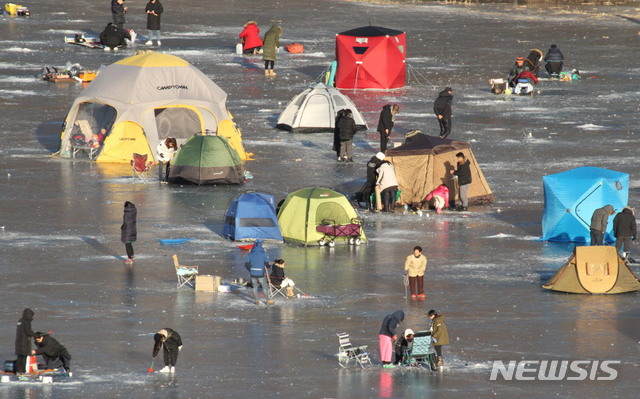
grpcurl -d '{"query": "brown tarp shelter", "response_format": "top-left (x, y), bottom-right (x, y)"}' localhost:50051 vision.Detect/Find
top-left (542, 246), bottom-right (640, 294)
top-left (385, 133), bottom-right (493, 206)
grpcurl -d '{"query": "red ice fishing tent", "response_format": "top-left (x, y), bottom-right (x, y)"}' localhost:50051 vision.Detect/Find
top-left (335, 26), bottom-right (406, 90)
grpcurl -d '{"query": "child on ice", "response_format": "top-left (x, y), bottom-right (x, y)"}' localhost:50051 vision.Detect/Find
top-left (425, 184), bottom-right (449, 213)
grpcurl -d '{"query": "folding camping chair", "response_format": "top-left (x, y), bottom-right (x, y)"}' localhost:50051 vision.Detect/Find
top-left (336, 332), bottom-right (372, 368)
top-left (268, 279), bottom-right (306, 299)
top-left (172, 254), bottom-right (199, 289)
top-left (406, 330), bottom-right (438, 370)
top-left (130, 153), bottom-right (153, 183)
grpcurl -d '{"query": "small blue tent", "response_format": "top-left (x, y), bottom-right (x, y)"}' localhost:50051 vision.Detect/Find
top-left (542, 167), bottom-right (629, 243)
top-left (223, 192), bottom-right (283, 242)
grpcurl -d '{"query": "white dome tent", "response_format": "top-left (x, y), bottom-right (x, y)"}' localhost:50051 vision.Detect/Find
top-left (275, 83), bottom-right (367, 133)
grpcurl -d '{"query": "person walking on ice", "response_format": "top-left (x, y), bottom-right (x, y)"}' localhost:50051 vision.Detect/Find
top-left (153, 328), bottom-right (182, 373)
top-left (433, 87), bottom-right (453, 138)
top-left (404, 246), bottom-right (427, 300)
top-left (428, 309), bottom-right (449, 367)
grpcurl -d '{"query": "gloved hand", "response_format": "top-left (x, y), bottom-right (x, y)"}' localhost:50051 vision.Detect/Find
top-left (432, 337), bottom-right (438, 343)
top-left (402, 271), bottom-right (408, 276)
top-left (178, 346), bottom-right (182, 351)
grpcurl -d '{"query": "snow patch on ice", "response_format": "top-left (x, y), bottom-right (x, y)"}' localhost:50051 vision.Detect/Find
top-left (0, 76), bottom-right (38, 83)
top-left (0, 88), bottom-right (38, 96)
top-left (5, 47), bottom-right (36, 53)
top-left (576, 124), bottom-right (605, 130)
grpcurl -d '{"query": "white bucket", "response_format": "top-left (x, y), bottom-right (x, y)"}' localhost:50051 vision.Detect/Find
top-left (1, 375), bottom-right (10, 383)
top-left (235, 43), bottom-right (243, 55)
top-left (218, 284), bottom-right (231, 293)
top-left (41, 376), bottom-right (53, 384)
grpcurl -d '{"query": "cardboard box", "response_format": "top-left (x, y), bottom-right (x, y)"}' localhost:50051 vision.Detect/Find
top-left (195, 275), bottom-right (221, 292)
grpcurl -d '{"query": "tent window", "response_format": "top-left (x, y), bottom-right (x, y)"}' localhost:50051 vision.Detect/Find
top-left (155, 107), bottom-right (201, 139)
top-left (238, 218), bottom-right (276, 228)
top-left (355, 38), bottom-right (368, 44)
top-left (332, 95), bottom-right (346, 107)
top-left (352, 46), bottom-right (368, 55)
top-left (71, 102), bottom-right (117, 147)
top-left (315, 202), bottom-right (350, 225)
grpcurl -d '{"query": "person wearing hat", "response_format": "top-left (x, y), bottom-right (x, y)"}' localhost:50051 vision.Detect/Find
top-left (152, 328), bottom-right (182, 373)
top-left (32, 332), bottom-right (72, 374)
top-left (427, 310), bottom-right (449, 367)
top-left (544, 44), bottom-right (564, 77)
top-left (14, 308), bottom-right (35, 374)
top-left (590, 205), bottom-right (615, 246)
top-left (393, 328), bottom-right (415, 366)
top-left (508, 57), bottom-right (529, 87)
top-left (378, 310), bottom-right (404, 368)
top-left (433, 88), bottom-right (453, 138)
top-left (361, 152), bottom-right (386, 211)
top-left (244, 240), bottom-right (274, 305)
top-left (377, 104), bottom-right (400, 153)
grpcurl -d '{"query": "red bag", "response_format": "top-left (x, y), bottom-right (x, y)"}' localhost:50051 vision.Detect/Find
top-left (286, 43), bottom-right (304, 53)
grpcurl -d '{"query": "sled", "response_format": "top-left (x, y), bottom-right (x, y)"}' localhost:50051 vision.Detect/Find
top-left (64, 34), bottom-right (103, 49)
top-left (158, 238), bottom-right (193, 245)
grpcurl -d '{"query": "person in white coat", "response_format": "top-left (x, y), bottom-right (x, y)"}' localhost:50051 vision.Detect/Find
top-left (376, 161), bottom-right (399, 212)
top-left (156, 137), bottom-right (177, 183)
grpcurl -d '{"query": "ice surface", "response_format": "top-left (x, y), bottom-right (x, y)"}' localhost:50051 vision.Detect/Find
top-left (0, 0), bottom-right (639, 398)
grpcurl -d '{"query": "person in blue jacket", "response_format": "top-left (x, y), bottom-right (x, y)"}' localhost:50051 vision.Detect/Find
top-left (244, 241), bottom-right (274, 305)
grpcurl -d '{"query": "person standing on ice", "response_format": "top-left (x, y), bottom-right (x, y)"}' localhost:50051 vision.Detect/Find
top-left (377, 104), bottom-right (399, 153)
top-left (121, 201), bottom-right (137, 264)
top-left (156, 137), bottom-right (177, 183)
top-left (404, 246), bottom-right (427, 300)
top-left (244, 240), bottom-right (274, 305)
top-left (590, 204), bottom-right (615, 246)
top-left (144, 0), bottom-right (163, 46)
top-left (337, 109), bottom-right (357, 163)
top-left (378, 310), bottom-right (404, 368)
top-left (262, 24), bottom-right (282, 77)
top-left (361, 152), bottom-right (385, 211)
top-left (376, 161), bottom-right (399, 213)
top-left (111, 0), bottom-right (127, 29)
top-left (613, 206), bottom-right (636, 257)
top-left (32, 332), bottom-right (72, 374)
top-left (152, 328), bottom-right (182, 373)
top-left (449, 152), bottom-right (471, 211)
top-left (433, 87), bottom-right (453, 138)
top-left (428, 309), bottom-right (449, 367)
top-left (15, 308), bottom-right (35, 374)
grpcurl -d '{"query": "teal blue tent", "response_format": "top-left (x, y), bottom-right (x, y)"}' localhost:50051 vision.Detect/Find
top-left (542, 167), bottom-right (629, 242)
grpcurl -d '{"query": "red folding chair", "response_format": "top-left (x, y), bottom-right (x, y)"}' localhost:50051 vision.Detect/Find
top-left (130, 153), bottom-right (153, 183)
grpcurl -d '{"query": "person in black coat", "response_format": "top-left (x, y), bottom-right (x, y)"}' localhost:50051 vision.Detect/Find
top-left (145, 0), bottom-right (163, 46)
top-left (360, 152), bottom-right (385, 211)
top-left (449, 152), bottom-right (472, 211)
top-left (377, 104), bottom-right (399, 153)
top-left (332, 109), bottom-right (346, 161)
top-left (121, 201), bottom-right (137, 264)
top-left (111, 0), bottom-right (127, 29)
top-left (378, 310), bottom-right (404, 367)
top-left (613, 207), bottom-right (637, 256)
top-left (100, 22), bottom-right (131, 51)
top-left (433, 88), bottom-right (453, 138)
top-left (32, 332), bottom-right (72, 373)
top-left (15, 308), bottom-right (35, 374)
top-left (153, 328), bottom-right (182, 373)
top-left (544, 44), bottom-right (564, 77)
top-left (337, 109), bottom-right (357, 163)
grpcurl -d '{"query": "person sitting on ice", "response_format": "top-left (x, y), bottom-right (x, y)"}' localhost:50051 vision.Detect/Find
top-left (425, 184), bottom-right (450, 214)
top-left (31, 332), bottom-right (72, 374)
top-left (507, 57), bottom-right (529, 88)
top-left (99, 22), bottom-right (131, 51)
top-left (544, 44), bottom-right (565, 78)
top-left (513, 69), bottom-right (539, 95)
top-left (269, 259), bottom-right (296, 298)
top-left (393, 328), bottom-right (415, 365)
top-left (152, 328), bottom-right (182, 373)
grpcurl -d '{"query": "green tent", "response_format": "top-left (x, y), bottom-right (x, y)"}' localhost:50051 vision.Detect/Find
top-left (277, 187), bottom-right (366, 246)
top-left (169, 135), bottom-right (244, 185)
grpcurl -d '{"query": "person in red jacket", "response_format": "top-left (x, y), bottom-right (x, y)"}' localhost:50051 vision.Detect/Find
top-left (514, 69), bottom-right (539, 84)
top-left (239, 20), bottom-right (263, 54)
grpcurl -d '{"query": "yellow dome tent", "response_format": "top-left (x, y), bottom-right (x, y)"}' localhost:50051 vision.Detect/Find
top-left (57, 52), bottom-right (251, 163)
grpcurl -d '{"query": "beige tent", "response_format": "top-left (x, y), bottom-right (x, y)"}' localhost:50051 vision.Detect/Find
top-left (542, 246), bottom-right (640, 294)
top-left (385, 132), bottom-right (493, 206)
top-left (57, 52), bottom-right (250, 163)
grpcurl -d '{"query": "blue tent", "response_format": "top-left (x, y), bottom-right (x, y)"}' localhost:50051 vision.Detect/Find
top-left (223, 192), bottom-right (283, 242)
top-left (542, 167), bottom-right (629, 243)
